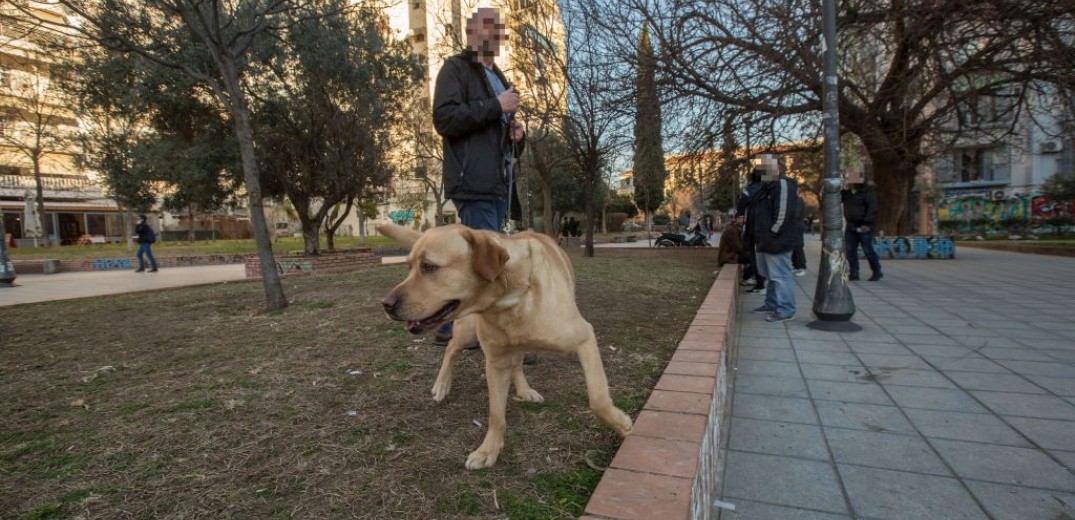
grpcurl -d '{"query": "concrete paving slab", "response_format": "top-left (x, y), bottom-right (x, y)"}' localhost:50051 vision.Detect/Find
top-left (716, 500), bottom-right (850, 520)
top-left (729, 418), bottom-right (829, 461)
top-left (964, 480), bottom-right (1075, 520)
top-left (722, 451), bottom-right (847, 514)
top-left (799, 364), bottom-right (870, 384)
top-left (731, 393), bottom-right (818, 425)
top-left (734, 374), bottom-right (809, 399)
top-left (902, 409), bottom-right (1031, 447)
top-left (825, 428), bottom-right (951, 476)
top-left (944, 371), bottom-right (1049, 394)
top-left (806, 380), bottom-right (894, 406)
top-left (839, 465), bottom-right (989, 520)
top-left (971, 390), bottom-right (1075, 420)
top-left (1005, 417), bottom-right (1075, 450)
top-left (883, 386), bottom-right (988, 413)
top-left (931, 439), bottom-right (1075, 492)
top-left (814, 401), bottom-right (917, 435)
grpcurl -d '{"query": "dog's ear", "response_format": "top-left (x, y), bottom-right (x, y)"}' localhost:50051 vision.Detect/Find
top-left (464, 229), bottom-right (509, 282)
top-left (376, 223), bottom-right (421, 249)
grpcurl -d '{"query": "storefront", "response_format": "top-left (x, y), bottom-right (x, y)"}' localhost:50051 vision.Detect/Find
top-left (1, 201), bottom-right (124, 246)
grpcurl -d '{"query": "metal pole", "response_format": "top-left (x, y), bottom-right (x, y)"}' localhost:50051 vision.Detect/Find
top-left (809, 0), bottom-right (858, 330)
top-left (0, 214), bottom-right (17, 286)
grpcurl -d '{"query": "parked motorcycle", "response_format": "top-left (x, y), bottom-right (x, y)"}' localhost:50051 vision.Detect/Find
top-left (655, 224), bottom-right (710, 247)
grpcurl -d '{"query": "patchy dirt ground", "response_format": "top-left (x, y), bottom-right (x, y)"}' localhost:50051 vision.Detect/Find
top-left (0, 248), bottom-right (719, 519)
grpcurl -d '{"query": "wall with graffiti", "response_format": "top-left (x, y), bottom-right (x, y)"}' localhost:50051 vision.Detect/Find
top-left (935, 191), bottom-right (1075, 233)
top-left (865, 236), bottom-right (955, 259)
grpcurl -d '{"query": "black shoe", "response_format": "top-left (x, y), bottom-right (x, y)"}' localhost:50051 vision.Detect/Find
top-left (149, 268), bottom-right (158, 273)
top-left (747, 286), bottom-right (765, 293)
top-left (523, 353), bottom-right (537, 365)
top-left (135, 268), bottom-right (145, 273)
top-left (848, 275), bottom-right (860, 281)
top-left (432, 334), bottom-right (452, 347)
top-left (868, 273), bottom-right (884, 281)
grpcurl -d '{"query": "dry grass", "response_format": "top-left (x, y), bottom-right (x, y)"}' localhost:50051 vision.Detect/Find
top-left (0, 248), bottom-right (719, 519)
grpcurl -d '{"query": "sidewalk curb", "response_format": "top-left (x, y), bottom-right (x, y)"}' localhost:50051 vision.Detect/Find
top-left (582, 266), bottom-right (738, 520)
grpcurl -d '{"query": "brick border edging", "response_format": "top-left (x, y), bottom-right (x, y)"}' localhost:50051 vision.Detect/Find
top-left (582, 266), bottom-right (738, 520)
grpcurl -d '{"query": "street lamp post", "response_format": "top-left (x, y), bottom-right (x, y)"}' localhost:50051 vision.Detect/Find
top-left (809, 0), bottom-right (858, 331)
top-left (0, 216), bottom-right (16, 286)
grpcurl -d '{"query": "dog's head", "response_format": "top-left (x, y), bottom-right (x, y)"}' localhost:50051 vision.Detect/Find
top-left (377, 223), bottom-right (510, 334)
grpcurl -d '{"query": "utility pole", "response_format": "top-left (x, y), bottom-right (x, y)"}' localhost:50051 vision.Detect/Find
top-left (809, 0), bottom-right (859, 331)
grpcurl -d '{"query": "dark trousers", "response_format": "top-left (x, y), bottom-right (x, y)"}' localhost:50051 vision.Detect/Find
top-left (137, 242), bottom-right (157, 270)
top-left (792, 245), bottom-right (806, 270)
top-left (845, 228), bottom-right (882, 278)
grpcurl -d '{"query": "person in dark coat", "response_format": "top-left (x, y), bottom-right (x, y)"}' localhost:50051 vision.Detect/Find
top-left (792, 196), bottom-right (807, 276)
top-left (718, 216), bottom-right (743, 267)
top-left (747, 155), bottom-right (800, 322)
top-left (736, 171), bottom-right (765, 292)
top-left (431, 7), bottom-right (530, 361)
top-left (134, 214), bottom-right (158, 273)
top-left (842, 171), bottom-right (883, 281)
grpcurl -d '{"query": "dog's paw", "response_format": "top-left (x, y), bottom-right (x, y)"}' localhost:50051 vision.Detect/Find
top-left (611, 410), bottom-right (633, 437)
top-left (465, 448), bottom-right (500, 470)
top-left (431, 380), bottom-right (451, 402)
top-left (513, 388), bottom-right (544, 402)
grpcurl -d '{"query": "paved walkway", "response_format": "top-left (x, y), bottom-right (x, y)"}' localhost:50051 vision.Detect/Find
top-left (718, 239), bottom-right (1075, 519)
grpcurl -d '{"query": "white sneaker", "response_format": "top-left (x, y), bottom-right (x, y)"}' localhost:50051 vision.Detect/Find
top-left (794, 269), bottom-right (807, 277)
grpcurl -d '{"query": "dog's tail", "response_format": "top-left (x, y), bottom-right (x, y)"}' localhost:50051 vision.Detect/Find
top-left (376, 223), bottom-right (421, 248)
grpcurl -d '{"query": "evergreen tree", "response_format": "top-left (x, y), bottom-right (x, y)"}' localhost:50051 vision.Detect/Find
top-left (631, 25), bottom-right (666, 225)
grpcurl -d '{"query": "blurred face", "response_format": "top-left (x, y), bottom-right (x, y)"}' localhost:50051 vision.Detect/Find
top-left (844, 168), bottom-right (864, 185)
top-left (753, 154), bottom-right (780, 182)
top-left (466, 8), bottom-right (506, 59)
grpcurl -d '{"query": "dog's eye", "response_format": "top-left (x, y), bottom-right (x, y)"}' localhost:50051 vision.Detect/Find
top-left (420, 262), bottom-right (439, 274)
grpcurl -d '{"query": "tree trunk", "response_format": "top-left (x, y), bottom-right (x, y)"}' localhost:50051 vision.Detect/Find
top-left (300, 215), bottom-right (320, 255)
top-left (867, 148), bottom-right (918, 236)
top-left (32, 156), bottom-right (50, 245)
top-left (187, 203), bottom-right (196, 242)
top-left (584, 174), bottom-right (596, 257)
top-left (227, 84), bottom-right (287, 310)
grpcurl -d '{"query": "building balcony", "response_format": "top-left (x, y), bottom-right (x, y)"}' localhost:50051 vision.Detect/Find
top-left (0, 174), bottom-right (106, 199)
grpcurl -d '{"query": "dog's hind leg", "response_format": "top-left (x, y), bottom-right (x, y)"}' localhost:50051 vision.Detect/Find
top-left (465, 353), bottom-right (516, 469)
top-left (511, 354), bottom-right (543, 402)
top-left (431, 318), bottom-right (477, 402)
top-left (575, 329), bottom-right (633, 436)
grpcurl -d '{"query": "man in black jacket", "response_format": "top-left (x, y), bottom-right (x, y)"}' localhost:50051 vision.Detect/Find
top-left (134, 214), bottom-right (158, 273)
top-left (841, 171), bottom-right (883, 281)
top-left (747, 155), bottom-right (799, 322)
top-left (430, 7), bottom-right (527, 351)
top-left (735, 171), bottom-right (765, 292)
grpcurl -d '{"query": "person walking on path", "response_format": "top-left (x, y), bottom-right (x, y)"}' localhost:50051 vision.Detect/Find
top-left (842, 170), bottom-right (883, 281)
top-left (747, 155), bottom-right (799, 322)
top-left (134, 215), bottom-right (158, 273)
top-left (431, 7), bottom-right (529, 360)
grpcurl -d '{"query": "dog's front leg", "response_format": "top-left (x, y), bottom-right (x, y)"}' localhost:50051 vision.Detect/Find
top-left (576, 332), bottom-right (633, 436)
top-left (465, 353), bottom-right (515, 470)
top-left (511, 354), bottom-right (543, 402)
top-left (431, 319), bottom-right (477, 402)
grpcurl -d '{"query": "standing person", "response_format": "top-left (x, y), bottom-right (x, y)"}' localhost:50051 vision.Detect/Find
top-left (748, 155), bottom-right (799, 322)
top-left (736, 171), bottom-right (765, 292)
top-left (717, 215), bottom-right (743, 267)
top-left (792, 195), bottom-right (807, 276)
top-left (431, 7), bottom-right (529, 359)
top-left (842, 170), bottom-right (883, 281)
top-left (134, 214), bottom-right (158, 273)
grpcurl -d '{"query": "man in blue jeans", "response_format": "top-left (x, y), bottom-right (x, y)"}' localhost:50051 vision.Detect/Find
top-left (431, 8), bottom-right (531, 359)
top-left (746, 155), bottom-right (800, 323)
top-left (842, 170), bottom-right (883, 281)
top-left (134, 214), bottom-right (158, 273)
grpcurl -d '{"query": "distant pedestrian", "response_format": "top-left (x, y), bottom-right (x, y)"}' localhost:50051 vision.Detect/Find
top-left (842, 171), bottom-right (883, 281)
top-left (718, 216), bottom-right (743, 267)
top-left (568, 216), bottom-right (581, 238)
top-left (134, 215), bottom-right (158, 273)
top-left (747, 155), bottom-right (799, 322)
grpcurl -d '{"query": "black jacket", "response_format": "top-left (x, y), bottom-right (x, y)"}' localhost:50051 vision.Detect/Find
top-left (135, 222), bottom-right (156, 244)
top-left (748, 176), bottom-right (800, 254)
top-left (842, 184), bottom-right (878, 227)
top-left (433, 51), bottom-right (525, 202)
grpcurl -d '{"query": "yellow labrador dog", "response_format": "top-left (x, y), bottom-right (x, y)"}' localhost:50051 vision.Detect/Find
top-left (377, 223), bottom-right (633, 469)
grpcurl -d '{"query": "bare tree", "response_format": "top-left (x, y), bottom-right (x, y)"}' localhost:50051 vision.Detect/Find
top-left (23, 0), bottom-right (324, 309)
top-left (584, 0), bottom-right (1075, 234)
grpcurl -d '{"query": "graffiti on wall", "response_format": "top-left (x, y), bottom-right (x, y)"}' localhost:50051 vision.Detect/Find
top-left (92, 258), bottom-right (132, 270)
top-left (388, 209), bottom-right (415, 225)
top-left (937, 192), bottom-right (1075, 227)
top-left (276, 260), bottom-right (313, 274)
top-left (868, 236), bottom-right (955, 259)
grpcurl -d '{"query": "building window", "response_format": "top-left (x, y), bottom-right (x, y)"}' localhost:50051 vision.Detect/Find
top-left (936, 146), bottom-right (1009, 184)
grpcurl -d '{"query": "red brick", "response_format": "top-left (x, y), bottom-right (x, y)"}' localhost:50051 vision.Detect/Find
top-left (610, 435), bottom-right (700, 478)
top-left (584, 468), bottom-right (692, 520)
top-left (644, 390), bottom-right (711, 415)
top-left (670, 350), bottom-right (721, 364)
top-left (664, 361), bottom-right (717, 378)
top-left (632, 410), bottom-right (707, 443)
top-left (654, 374), bottom-right (714, 394)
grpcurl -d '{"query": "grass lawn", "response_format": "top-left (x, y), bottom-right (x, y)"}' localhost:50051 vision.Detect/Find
top-left (0, 248), bottom-right (719, 519)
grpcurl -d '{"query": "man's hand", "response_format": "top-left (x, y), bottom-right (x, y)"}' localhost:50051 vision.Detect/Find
top-left (509, 120), bottom-right (524, 142)
top-left (858, 225), bottom-right (870, 232)
top-left (498, 87), bottom-right (520, 113)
